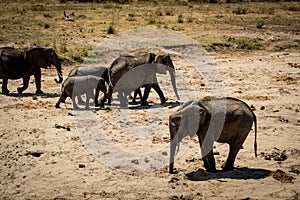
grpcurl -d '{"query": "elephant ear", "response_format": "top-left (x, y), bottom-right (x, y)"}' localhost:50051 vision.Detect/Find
top-left (156, 64), bottom-right (167, 74)
top-left (180, 105), bottom-right (206, 138)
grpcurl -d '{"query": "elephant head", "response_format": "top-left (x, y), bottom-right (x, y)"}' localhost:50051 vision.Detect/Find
top-left (43, 48), bottom-right (63, 83)
top-left (169, 101), bottom-right (206, 174)
top-left (25, 47), bottom-right (63, 83)
top-left (154, 54), bottom-right (180, 100)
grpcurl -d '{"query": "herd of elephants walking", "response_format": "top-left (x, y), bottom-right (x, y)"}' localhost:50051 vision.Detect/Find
top-left (0, 46), bottom-right (257, 173)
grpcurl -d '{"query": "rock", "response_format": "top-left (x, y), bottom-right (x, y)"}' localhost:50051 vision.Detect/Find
top-left (79, 164), bottom-right (86, 168)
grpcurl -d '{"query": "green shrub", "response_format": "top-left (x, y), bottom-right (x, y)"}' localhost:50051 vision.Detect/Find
top-left (234, 7), bottom-right (247, 15)
top-left (178, 14), bottom-right (183, 23)
top-left (257, 21), bottom-right (264, 29)
top-left (44, 23), bottom-right (50, 29)
top-left (228, 37), bottom-right (260, 50)
top-left (107, 24), bottom-right (115, 34)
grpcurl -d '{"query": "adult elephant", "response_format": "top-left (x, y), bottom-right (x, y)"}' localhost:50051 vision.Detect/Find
top-left (0, 46), bottom-right (63, 95)
top-left (169, 97), bottom-right (257, 174)
top-left (96, 53), bottom-right (180, 107)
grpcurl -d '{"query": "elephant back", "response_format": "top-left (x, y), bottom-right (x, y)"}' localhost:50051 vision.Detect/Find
top-left (0, 47), bottom-right (27, 78)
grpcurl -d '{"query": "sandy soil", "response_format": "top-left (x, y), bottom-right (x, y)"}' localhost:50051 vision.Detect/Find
top-left (1, 1), bottom-right (300, 199)
top-left (1, 46), bottom-right (299, 199)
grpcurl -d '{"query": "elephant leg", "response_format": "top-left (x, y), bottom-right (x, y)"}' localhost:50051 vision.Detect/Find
top-left (119, 91), bottom-right (128, 107)
top-left (198, 133), bottom-right (216, 172)
top-left (152, 83), bottom-right (166, 104)
top-left (132, 88), bottom-right (142, 104)
top-left (100, 86), bottom-right (113, 106)
top-left (222, 128), bottom-right (250, 171)
top-left (222, 143), bottom-right (239, 171)
top-left (72, 96), bottom-right (80, 110)
top-left (2, 78), bottom-right (10, 95)
top-left (141, 84), bottom-right (152, 106)
top-left (55, 93), bottom-right (67, 108)
top-left (95, 85), bottom-right (101, 107)
top-left (77, 95), bottom-right (85, 105)
top-left (17, 76), bottom-right (30, 94)
top-left (34, 69), bottom-right (43, 94)
top-left (85, 94), bottom-right (90, 109)
top-left (202, 150), bottom-right (217, 173)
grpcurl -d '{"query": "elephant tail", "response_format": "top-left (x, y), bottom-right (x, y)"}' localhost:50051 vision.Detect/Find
top-left (253, 114), bottom-right (257, 158)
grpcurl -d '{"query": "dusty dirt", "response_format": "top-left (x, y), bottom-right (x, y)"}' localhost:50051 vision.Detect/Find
top-left (1, 1), bottom-right (300, 199)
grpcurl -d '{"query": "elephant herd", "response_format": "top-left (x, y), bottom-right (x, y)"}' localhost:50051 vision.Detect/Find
top-left (56, 52), bottom-right (180, 109)
top-left (0, 46), bottom-right (257, 174)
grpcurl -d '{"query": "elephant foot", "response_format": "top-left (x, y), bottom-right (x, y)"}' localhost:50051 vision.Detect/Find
top-left (17, 87), bottom-right (23, 94)
top-left (36, 89), bottom-right (44, 95)
top-left (99, 102), bottom-right (105, 108)
top-left (55, 103), bottom-right (60, 108)
top-left (2, 89), bottom-right (10, 95)
top-left (73, 106), bottom-right (80, 110)
top-left (95, 101), bottom-right (105, 108)
top-left (141, 101), bottom-right (149, 106)
top-left (160, 97), bottom-right (168, 105)
top-left (206, 167), bottom-right (217, 173)
top-left (221, 165), bottom-right (234, 172)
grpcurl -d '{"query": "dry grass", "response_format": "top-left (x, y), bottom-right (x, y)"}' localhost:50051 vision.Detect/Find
top-left (0, 0), bottom-right (299, 65)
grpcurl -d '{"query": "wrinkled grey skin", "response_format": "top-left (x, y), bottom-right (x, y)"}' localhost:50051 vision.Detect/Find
top-left (68, 65), bottom-right (109, 83)
top-left (55, 75), bottom-right (106, 109)
top-left (68, 65), bottom-right (109, 105)
top-left (0, 47), bottom-right (63, 95)
top-left (169, 97), bottom-right (257, 174)
top-left (97, 53), bottom-right (180, 107)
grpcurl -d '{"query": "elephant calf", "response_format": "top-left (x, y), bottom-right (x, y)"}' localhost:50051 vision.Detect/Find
top-left (55, 75), bottom-right (106, 109)
top-left (169, 97), bottom-right (257, 174)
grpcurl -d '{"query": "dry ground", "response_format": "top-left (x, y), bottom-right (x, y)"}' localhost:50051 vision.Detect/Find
top-left (0, 1), bottom-right (299, 199)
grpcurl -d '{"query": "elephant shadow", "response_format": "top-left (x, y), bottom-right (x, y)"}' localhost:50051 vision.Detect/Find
top-left (185, 167), bottom-right (271, 181)
top-left (8, 92), bottom-right (60, 99)
top-left (128, 101), bottom-right (181, 110)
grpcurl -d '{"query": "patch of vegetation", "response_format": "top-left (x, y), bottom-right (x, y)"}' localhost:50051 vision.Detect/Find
top-left (127, 13), bottom-right (135, 21)
top-left (257, 21), bottom-right (264, 29)
top-left (165, 10), bottom-right (174, 16)
top-left (228, 37), bottom-right (260, 50)
top-left (60, 0), bottom-right (130, 3)
top-left (44, 23), bottom-right (50, 29)
top-left (284, 4), bottom-right (300, 12)
top-left (233, 7), bottom-right (247, 15)
top-left (43, 13), bottom-right (52, 18)
top-left (107, 24), bottom-right (115, 34)
top-left (58, 46), bottom-right (92, 66)
top-left (178, 14), bottom-right (184, 23)
top-left (202, 37), bottom-right (261, 51)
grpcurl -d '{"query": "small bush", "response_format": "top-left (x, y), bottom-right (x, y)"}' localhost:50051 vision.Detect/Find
top-left (257, 21), bottom-right (264, 29)
top-left (148, 18), bottom-right (156, 24)
top-left (44, 23), bottom-right (50, 29)
top-left (234, 7), bottom-right (247, 15)
top-left (107, 24), bottom-right (115, 34)
top-left (178, 14), bottom-right (183, 23)
top-left (228, 37), bottom-right (260, 50)
top-left (43, 13), bottom-right (52, 18)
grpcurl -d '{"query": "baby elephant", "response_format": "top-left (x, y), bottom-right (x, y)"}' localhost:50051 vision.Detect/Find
top-left (169, 97), bottom-right (257, 174)
top-left (55, 75), bottom-right (107, 109)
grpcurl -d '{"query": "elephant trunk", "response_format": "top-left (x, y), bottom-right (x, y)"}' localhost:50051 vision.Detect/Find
top-left (54, 60), bottom-right (63, 83)
top-left (55, 69), bottom-right (63, 83)
top-left (169, 68), bottom-right (180, 101)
